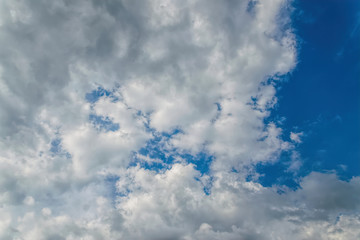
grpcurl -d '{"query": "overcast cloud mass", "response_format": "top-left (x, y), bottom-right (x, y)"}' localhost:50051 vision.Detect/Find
top-left (0, 0), bottom-right (359, 239)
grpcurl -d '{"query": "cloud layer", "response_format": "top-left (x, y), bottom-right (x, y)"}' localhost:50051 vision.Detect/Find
top-left (0, 0), bottom-right (358, 239)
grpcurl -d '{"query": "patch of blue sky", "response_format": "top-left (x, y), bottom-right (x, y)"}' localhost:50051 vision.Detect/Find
top-left (246, 0), bottom-right (257, 15)
top-left (256, 0), bottom-right (360, 188)
top-left (137, 131), bottom-right (177, 165)
top-left (85, 86), bottom-right (119, 104)
top-left (131, 130), bottom-right (213, 176)
top-left (49, 138), bottom-right (71, 159)
top-left (50, 138), bottom-right (62, 154)
top-left (252, 151), bottom-right (301, 190)
top-left (129, 156), bottom-right (167, 173)
top-left (181, 152), bottom-right (213, 175)
top-left (215, 102), bottom-right (222, 111)
top-left (89, 114), bottom-right (120, 132)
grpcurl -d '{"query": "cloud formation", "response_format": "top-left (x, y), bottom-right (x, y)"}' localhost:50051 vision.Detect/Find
top-left (0, 0), bottom-right (358, 239)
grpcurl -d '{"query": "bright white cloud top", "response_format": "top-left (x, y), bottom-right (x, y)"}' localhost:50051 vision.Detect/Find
top-left (0, 0), bottom-right (359, 239)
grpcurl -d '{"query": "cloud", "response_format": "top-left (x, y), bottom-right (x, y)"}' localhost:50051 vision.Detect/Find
top-left (0, 0), bottom-right (358, 239)
top-left (290, 131), bottom-right (303, 143)
top-left (115, 164), bottom-right (360, 240)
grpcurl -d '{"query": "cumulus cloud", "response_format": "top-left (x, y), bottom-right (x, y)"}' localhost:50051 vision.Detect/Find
top-left (0, 0), bottom-right (358, 239)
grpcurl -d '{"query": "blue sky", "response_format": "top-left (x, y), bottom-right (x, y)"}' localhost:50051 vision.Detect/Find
top-left (262, 0), bottom-right (360, 185)
top-left (256, 0), bottom-right (360, 188)
top-left (1, 0), bottom-right (360, 239)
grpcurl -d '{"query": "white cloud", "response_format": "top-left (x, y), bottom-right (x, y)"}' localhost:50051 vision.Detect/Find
top-left (41, 208), bottom-right (51, 217)
top-left (0, 0), bottom-right (358, 239)
top-left (290, 131), bottom-right (304, 143)
top-left (114, 164), bottom-right (360, 240)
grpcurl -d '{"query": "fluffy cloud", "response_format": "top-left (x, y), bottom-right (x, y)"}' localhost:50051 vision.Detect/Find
top-left (0, 0), bottom-right (358, 239)
top-left (115, 165), bottom-right (360, 240)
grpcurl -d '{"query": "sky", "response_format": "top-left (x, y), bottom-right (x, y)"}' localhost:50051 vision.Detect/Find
top-left (258, 0), bottom-right (360, 188)
top-left (0, 0), bottom-right (359, 239)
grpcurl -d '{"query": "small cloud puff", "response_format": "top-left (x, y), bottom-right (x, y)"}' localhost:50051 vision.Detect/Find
top-left (290, 131), bottom-right (304, 143)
